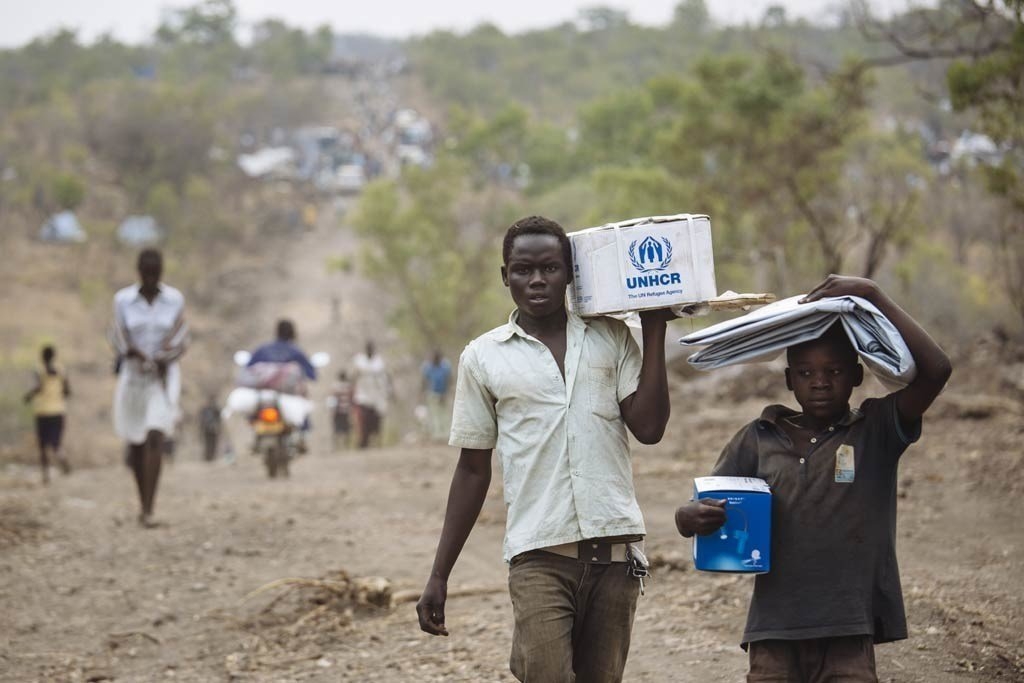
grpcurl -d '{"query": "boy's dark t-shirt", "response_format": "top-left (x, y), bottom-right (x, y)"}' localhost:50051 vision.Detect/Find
top-left (711, 394), bottom-right (922, 646)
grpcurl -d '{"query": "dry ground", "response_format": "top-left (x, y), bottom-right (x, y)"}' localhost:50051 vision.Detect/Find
top-left (3, 218), bottom-right (1024, 682)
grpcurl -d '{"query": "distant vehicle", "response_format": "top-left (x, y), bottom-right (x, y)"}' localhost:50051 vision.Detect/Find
top-left (334, 165), bottom-right (366, 193)
top-left (394, 108), bottom-right (419, 128)
top-left (237, 147), bottom-right (297, 179)
top-left (315, 164), bottom-right (366, 194)
top-left (398, 119), bottom-right (433, 147)
top-left (396, 144), bottom-right (430, 168)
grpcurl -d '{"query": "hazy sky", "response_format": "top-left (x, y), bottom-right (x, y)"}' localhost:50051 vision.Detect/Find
top-left (0, 0), bottom-right (912, 47)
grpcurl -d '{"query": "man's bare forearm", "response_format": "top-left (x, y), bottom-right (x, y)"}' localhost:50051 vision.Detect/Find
top-left (428, 449), bottom-right (492, 581)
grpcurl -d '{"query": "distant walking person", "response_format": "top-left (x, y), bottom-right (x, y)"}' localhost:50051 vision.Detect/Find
top-left (110, 249), bottom-right (189, 528)
top-left (198, 395), bottom-right (222, 462)
top-left (23, 345), bottom-right (71, 484)
top-left (352, 341), bottom-right (392, 448)
top-left (327, 370), bottom-right (355, 450)
top-left (420, 350), bottom-right (452, 441)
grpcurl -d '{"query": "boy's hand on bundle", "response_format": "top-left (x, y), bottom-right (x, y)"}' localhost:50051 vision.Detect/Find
top-left (800, 274), bottom-right (879, 304)
top-left (674, 499), bottom-right (727, 538)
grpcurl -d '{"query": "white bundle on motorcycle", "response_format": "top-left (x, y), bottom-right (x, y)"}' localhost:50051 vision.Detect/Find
top-left (235, 361), bottom-right (308, 396)
top-left (223, 387), bottom-right (313, 427)
top-left (678, 295), bottom-right (917, 390)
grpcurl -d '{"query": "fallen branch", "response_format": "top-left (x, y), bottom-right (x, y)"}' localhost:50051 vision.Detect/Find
top-left (391, 584), bottom-right (506, 606)
top-left (288, 603), bottom-right (331, 633)
top-left (107, 630), bottom-right (161, 645)
top-left (260, 652), bottom-right (325, 668)
top-left (239, 577), bottom-right (352, 605)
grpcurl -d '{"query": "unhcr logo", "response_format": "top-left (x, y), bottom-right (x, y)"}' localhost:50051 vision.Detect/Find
top-left (629, 236), bottom-right (673, 273)
top-left (627, 236), bottom-right (680, 289)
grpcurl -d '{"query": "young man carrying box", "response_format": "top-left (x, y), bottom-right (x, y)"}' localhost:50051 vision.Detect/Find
top-left (675, 275), bottom-right (952, 682)
top-left (416, 215), bottom-right (676, 682)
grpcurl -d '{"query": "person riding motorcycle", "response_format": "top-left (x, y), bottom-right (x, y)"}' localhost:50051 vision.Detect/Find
top-left (242, 319), bottom-right (316, 453)
top-left (247, 320), bottom-right (317, 385)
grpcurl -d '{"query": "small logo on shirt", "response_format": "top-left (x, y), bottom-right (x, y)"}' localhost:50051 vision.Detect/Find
top-left (835, 444), bottom-right (856, 483)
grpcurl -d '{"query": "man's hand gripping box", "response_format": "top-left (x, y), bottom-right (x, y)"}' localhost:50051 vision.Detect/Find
top-left (693, 476), bottom-right (771, 574)
top-left (567, 214), bottom-right (716, 316)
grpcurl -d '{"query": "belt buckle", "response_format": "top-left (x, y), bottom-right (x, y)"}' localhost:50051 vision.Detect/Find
top-left (579, 541), bottom-right (612, 564)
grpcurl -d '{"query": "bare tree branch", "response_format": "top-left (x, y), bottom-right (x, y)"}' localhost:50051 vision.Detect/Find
top-left (849, 0), bottom-right (1016, 74)
top-left (785, 176), bottom-right (844, 273)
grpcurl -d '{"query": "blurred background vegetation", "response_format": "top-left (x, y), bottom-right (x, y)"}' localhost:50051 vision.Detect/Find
top-left (1, 0), bottom-right (1022, 448)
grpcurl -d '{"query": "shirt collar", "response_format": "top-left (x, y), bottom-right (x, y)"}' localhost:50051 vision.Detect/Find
top-left (756, 403), bottom-right (864, 428)
top-left (133, 283), bottom-right (164, 301)
top-left (487, 308), bottom-right (586, 342)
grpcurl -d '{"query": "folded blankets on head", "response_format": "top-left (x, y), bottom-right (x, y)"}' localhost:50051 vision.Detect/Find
top-left (678, 295), bottom-right (917, 390)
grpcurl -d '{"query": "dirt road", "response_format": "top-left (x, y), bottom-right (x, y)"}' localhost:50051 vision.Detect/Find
top-left (3, 219), bottom-right (1024, 682)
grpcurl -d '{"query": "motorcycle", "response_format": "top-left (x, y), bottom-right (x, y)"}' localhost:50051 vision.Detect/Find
top-left (225, 350), bottom-right (330, 478)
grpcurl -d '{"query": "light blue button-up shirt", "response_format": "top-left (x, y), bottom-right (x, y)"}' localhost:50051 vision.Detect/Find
top-left (449, 310), bottom-right (645, 562)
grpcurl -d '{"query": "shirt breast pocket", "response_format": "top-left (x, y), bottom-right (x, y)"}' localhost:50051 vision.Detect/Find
top-left (589, 365), bottom-right (620, 420)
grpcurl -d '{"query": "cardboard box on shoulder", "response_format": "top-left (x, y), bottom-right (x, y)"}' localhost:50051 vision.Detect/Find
top-left (567, 214), bottom-right (716, 316)
top-left (693, 476), bottom-right (771, 574)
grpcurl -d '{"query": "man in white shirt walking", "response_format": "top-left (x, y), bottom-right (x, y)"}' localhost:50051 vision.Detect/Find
top-left (351, 340), bottom-right (392, 448)
top-left (416, 216), bottom-right (675, 682)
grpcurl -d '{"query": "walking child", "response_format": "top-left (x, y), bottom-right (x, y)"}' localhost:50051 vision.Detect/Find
top-left (24, 345), bottom-right (71, 483)
top-left (327, 370), bottom-right (354, 450)
top-left (675, 275), bottom-right (952, 682)
top-left (416, 216), bottom-right (676, 682)
top-left (198, 395), bottom-right (222, 462)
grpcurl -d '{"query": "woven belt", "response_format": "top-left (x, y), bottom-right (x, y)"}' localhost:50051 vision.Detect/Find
top-left (541, 540), bottom-right (633, 564)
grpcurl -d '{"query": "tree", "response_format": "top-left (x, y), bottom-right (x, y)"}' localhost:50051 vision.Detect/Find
top-left (156, 0), bottom-right (237, 47)
top-left (654, 52), bottom-right (871, 278)
top-left (249, 20), bottom-right (334, 78)
top-left (762, 5), bottom-right (789, 29)
top-left (155, 0), bottom-right (240, 80)
top-left (52, 173), bottom-right (85, 211)
top-left (577, 7), bottom-right (631, 32)
top-left (588, 165), bottom-right (686, 223)
top-left (672, 0), bottom-right (711, 34)
top-left (577, 89), bottom-right (655, 167)
top-left (839, 130), bottom-right (931, 278)
top-left (349, 157), bottom-right (514, 354)
top-left (854, 0), bottom-right (1024, 324)
top-left (449, 104), bottom-right (530, 185)
top-left (82, 82), bottom-right (217, 204)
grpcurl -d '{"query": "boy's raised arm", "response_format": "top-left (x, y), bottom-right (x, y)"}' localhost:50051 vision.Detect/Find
top-left (619, 308), bottom-right (676, 444)
top-left (801, 275), bottom-right (952, 421)
top-left (416, 447), bottom-right (492, 636)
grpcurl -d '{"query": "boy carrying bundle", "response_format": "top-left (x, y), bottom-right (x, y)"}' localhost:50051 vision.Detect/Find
top-left (676, 275), bottom-right (952, 682)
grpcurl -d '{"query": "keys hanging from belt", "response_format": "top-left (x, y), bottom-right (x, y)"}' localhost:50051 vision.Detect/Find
top-left (626, 543), bottom-right (650, 596)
